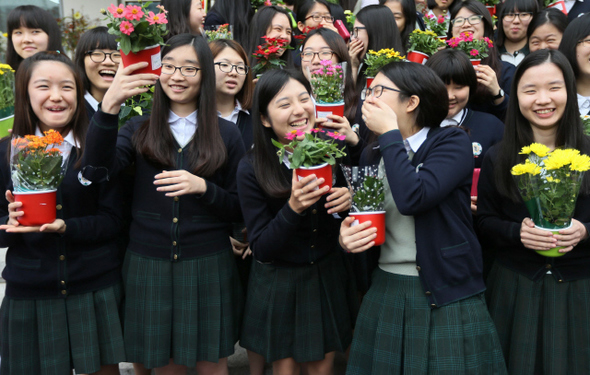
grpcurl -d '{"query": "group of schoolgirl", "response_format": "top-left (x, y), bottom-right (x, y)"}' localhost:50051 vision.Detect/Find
top-left (2, 1), bottom-right (590, 375)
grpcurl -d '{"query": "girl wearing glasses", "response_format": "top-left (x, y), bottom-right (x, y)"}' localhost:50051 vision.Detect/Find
top-left (82, 34), bottom-right (245, 375)
top-left (450, 0), bottom-right (516, 121)
top-left (496, 0), bottom-right (539, 67)
top-left (237, 68), bottom-right (357, 375)
top-left (340, 61), bottom-right (506, 374)
top-left (477, 49), bottom-right (590, 375)
top-left (296, 0), bottom-right (339, 34)
top-left (74, 27), bottom-right (120, 119)
top-left (560, 14), bottom-right (590, 116)
top-left (527, 8), bottom-right (568, 53)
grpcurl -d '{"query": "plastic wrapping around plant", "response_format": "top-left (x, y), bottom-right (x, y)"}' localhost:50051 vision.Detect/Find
top-left (307, 61), bottom-right (346, 105)
top-left (341, 164), bottom-right (386, 212)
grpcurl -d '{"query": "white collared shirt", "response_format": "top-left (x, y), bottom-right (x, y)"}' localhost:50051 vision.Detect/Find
top-left (578, 93), bottom-right (590, 116)
top-left (404, 127), bottom-right (430, 155)
top-left (218, 100), bottom-right (249, 125)
top-left (84, 91), bottom-right (100, 112)
top-left (425, 9), bottom-right (451, 21)
top-left (169, 110), bottom-right (197, 148)
top-left (440, 109), bottom-right (466, 127)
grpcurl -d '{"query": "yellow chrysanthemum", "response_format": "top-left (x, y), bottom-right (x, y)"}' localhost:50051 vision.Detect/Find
top-left (570, 153), bottom-right (590, 172)
top-left (545, 176), bottom-right (561, 183)
top-left (511, 160), bottom-right (541, 176)
top-left (544, 149), bottom-right (578, 170)
top-left (519, 143), bottom-right (550, 157)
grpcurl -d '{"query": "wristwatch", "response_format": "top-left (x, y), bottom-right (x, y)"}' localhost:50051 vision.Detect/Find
top-left (492, 88), bottom-right (505, 100)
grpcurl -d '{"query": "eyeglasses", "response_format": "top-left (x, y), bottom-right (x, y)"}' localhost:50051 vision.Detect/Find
top-left (86, 50), bottom-right (122, 63)
top-left (578, 38), bottom-right (590, 47)
top-left (161, 63), bottom-right (200, 77)
top-left (301, 50), bottom-right (334, 62)
top-left (215, 62), bottom-right (249, 75)
top-left (503, 12), bottom-right (533, 22)
top-left (305, 14), bottom-right (335, 23)
top-left (361, 85), bottom-right (401, 100)
top-left (451, 15), bottom-right (484, 27)
top-left (352, 27), bottom-right (367, 38)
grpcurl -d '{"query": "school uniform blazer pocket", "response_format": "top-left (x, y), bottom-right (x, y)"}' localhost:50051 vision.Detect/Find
top-left (440, 241), bottom-right (470, 258)
top-left (10, 255), bottom-right (41, 270)
top-left (135, 210), bottom-right (161, 220)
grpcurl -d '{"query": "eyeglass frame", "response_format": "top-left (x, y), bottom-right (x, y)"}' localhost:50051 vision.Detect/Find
top-left (161, 63), bottom-right (201, 77)
top-left (300, 50), bottom-right (335, 62)
top-left (361, 85), bottom-right (401, 100)
top-left (451, 15), bottom-right (484, 27)
top-left (305, 14), bottom-right (335, 23)
top-left (352, 26), bottom-right (367, 38)
top-left (86, 50), bottom-right (122, 63)
top-left (214, 62), bottom-right (249, 75)
top-left (503, 12), bottom-right (533, 22)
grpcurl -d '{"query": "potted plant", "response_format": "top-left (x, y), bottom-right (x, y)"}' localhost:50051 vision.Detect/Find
top-left (423, 13), bottom-right (449, 41)
top-left (407, 29), bottom-right (446, 64)
top-left (446, 32), bottom-right (493, 66)
top-left (102, 1), bottom-right (169, 75)
top-left (477, 0), bottom-right (500, 16)
top-left (341, 165), bottom-right (386, 246)
top-left (545, 0), bottom-right (567, 15)
top-left (272, 128), bottom-right (347, 193)
top-left (511, 143), bottom-right (590, 257)
top-left (118, 85), bottom-right (155, 128)
top-left (0, 63), bottom-right (15, 138)
top-left (10, 130), bottom-right (71, 226)
top-left (204, 23), bottom-right (233, 41)
top-left (364, 48), bottom-right (405, 89)
top-left (309, 60), bottom-right (345, 119)
top-left (57, 9), bottom-right (99, 57)
top-left (251, 36), bottom-right (292, 77)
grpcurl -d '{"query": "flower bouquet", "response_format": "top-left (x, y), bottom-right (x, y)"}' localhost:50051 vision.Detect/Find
top-left (272, 128), bottom-right (347, 193)
top-left (309, 60), bottom-right (345, 120)
top-left (511, 143), bottom-right (590, 257)
top-left (10, 130), bottom-right (71, 226)
top-left (341, 165), bottom-right (386, 246)
top-left (545, 0), bottom-right (568, 15)
top-left (424, 13), bottom-right (449, 40)
top-left (102, 1), bottom-right (169, 74)
top-left (251, 36), bottom-right (293, 77)
top-left (205, 23), bottom-right (233, 41)
top-left (446, 32), bottom-right (493, 65)
top-left (0, 63), bottom-right (15, 138)
top-left (407, 29), bottom-right (446, 64)
top-left (477, 0), bottom-right (500, 16)
top-left (364, 48), bottom-right (405, 89)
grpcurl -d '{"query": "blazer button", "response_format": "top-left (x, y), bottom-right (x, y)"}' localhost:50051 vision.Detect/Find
top-left (312, 209), bottom-right (317, 214)
top-left (59, 255), bottom-right (65, 261)
top-left (313, 229), bottom-right (317, 233)
top-left (56, 204), bottom-right (62, 210)
top-left (61, 290), bottom-right (67, 295)
top-left (178, 148), bottom-right (183, 153)
top-left (425, 291), bottom-right (432, 296)
top-left (174, 197), bottom-right (179, 202)
top-left (173, 217), bottom-right (178, 223)
top-left (416, 266), bottom-right (421, 271)
top-left (61, 280), bottom-right (66, 285)
top-left (558, 279), bottom-right (563, 283)
top-left (174, 254), bottom-right (178, 260)
top-left (172, 241), bottom-right (177, 246)
top-left (430, 304), bottom-right (436, 308)
top-left (311, 245), bottom-right (315, 248)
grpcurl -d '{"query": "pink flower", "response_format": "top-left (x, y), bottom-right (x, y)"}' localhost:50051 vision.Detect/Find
top-left (484, 37), bottom-right (493, 48)
top-left (107, 3), bottom-right (125, 18)
top-left (264, 0), bottom-right (272, 5)
top-left (462, 32), bottom-right (474, 42)
top-left (320, 60), bottom-right (331, 66)
top-left (285, 130), bottom-right (305, 140)
top-left (327, 131), bottom-right (346, 141)
top-left (146, 11), bottom-right (168, 25)
top-left (447, 38), bottom-right (460, 48)
top-left (123, 5), bottom-right (144, 21)
top-left (120, 21), bottom-right (134, 35)
top-left (310, 128), bottom-right (323, 133)
top-left (437, 15), bottom-right (445, 24)
top-left (470, 49), bottom-right (479, 56)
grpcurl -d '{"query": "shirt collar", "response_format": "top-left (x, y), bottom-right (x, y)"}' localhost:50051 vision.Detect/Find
top-left (168, 109), bottom-right (198, 125)
top-left (404, 127), bottom-right (430, 154)
top-left (35, 127), bottom-right (79, 149)
top-left (84, 91), bottom-right (100, 112)
top-left (218, 100), bottom-right (250, 122)
top-left (440, 109), bottom-right (465, 127)
top-left (578, 93), bottom-right (590, 112)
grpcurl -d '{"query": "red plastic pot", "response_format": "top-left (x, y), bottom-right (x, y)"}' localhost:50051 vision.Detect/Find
top-left (366, 77), bottom-right (374, 90)
top-left (120, 44), bottom-right (162, 75)
top-left (486, 5), bottom-right (496, 16)
top-left (547, 0), bottom-right (567, 15)
top-left (295, 163), bottom-right (333, 193)
top-left (13, 190), bottom-right (57, 226)
top-left (407, 51), bottom-right (429, 64)
top-left (470, 59), bottom-right (482, 67)
top-left (315, 102), bottom-right (345, 120)
top-left (350, 211), bottom-right (386, 246)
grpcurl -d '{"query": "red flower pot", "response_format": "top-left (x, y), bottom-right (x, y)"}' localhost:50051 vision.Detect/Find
top-left (470, 59), bottom-right (482, 67)
top-left (406, 51), bottom-right (429, 64)
top-left (13, 190), bottom-right (57, 226)
top-left (471, 168), bottom-right (481, 197)
top-left (350, 211), bottom-right (386, 246)
top-left (295, 163), bottom-right (333, 193)
top-left (366, 77), bottom-right (374, 90)
top-left (485, 5), bottom-right (496, 16)
top-left (315, 102), bottom-right (345, 121)
top-left (547, 0), bottom-right (567, 15)
top-left (120, 44), bottom-right (162, 75)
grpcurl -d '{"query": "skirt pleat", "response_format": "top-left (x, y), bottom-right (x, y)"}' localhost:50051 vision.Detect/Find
top-left (0, 282), bottom-right (125, 375)
top-left (486, 262), bottom-right (590, 375)
top-left (123, 249), bottom-right (243, 369)
top-left (347, 268), bottom-right (506, 375)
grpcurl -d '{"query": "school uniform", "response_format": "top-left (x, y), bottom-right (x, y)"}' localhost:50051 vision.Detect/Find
top-left (346, 127), bottom-right (506, 374)
top-left (236, 154), bottom-right (358, 363)
top-left (83, 109), bottom-right (246, 368)
top-left (84, 91), bottom-right (99, 120)
top-left (567, 0), bottom-right (590, 21)
top-left (0, 131), bottom-right (126, 375)
top-left (578, 93), bottom-right (590, 116)
top-left (476, 145), bottom-right (590, 375)
top-left (499, 44), bottom-right (529, 67)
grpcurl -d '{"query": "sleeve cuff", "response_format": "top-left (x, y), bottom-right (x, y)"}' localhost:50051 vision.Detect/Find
top-left (280, 202), bottom-right (306, 226)
top-left (195, 180), bottom-right (216, 204)
top-left (377, 129), bottom-right (403, 151)
top-left (93, 105), bottom-right (120, 130)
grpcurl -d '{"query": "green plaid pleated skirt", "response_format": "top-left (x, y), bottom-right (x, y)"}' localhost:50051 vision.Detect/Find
top-left (122, 249), bottom-right (243, 369)
top-left (240, 250), bottom-right (359, 363)
top-left (347, 268), bottom-right (507, 375)
top-left (0, 282), bottom-right (125, 375)
top-left (486, 262), bottom-right (590, 375)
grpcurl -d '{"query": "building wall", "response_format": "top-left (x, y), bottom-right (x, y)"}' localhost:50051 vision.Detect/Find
top-left (62, 0), bottom-right (113, 26)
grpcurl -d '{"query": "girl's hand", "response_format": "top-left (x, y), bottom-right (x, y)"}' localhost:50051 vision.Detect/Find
top-left (4, 190), bottom-right (22, 227)
top-left (361, 98), bottom-right (398, 135)
top-left (101, 62), bottom-right (159, 115)
top-left (553, 219), bottom-right (588, 253)
top-left (288, 171), bottom-right (330, 214)
top-left (339, 216), bottom-right (377, 253)
top-left (154, 170), bottom-right (207, 197)
top-left (474, 64), bottom-right (502, 100)
top-left (316, 115), bottom-right (359, 146)
top-left (348, 38), bottom-right (364, 70)
top-left (0, 218), bottom-right (66, 234)
top-left (230, 236), bottom-right (252, 259)
top-left (325, 187), bottom-right (351, 214)
top-left (470, 196), bottom-right (477, 215)
top-left (520, 217), bottom-right (558, 251)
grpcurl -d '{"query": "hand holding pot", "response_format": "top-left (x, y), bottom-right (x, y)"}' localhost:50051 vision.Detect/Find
top-left (1, 191), bottom-right (66, 233)
top-left (520, 217), bottom-right (557, 251)
top-left (552, 219), bottom-right (588, 252)
top-left (3, 190), bottom-right (22, 227)
top-left (325, 187), bottom-right (352, 214)
top-left (101, 62), bottom-right (159, 115)
top-left (288, 171), bottom-right (329, 214)
top-left (339, 216), bottom-right (377, 253)
top-left (316, 115), bottom-right (359, 146)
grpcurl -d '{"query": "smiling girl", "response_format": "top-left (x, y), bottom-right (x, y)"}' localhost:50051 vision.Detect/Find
top-left (496, 0), bottom-right (539, 66)
top-left (247, 6), bottom-right (294, 72)
top-left (0, 51), bottom-right (126, 375)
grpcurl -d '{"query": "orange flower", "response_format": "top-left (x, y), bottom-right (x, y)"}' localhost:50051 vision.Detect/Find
top-left (27, 141), bottom-right (44, 149)
top-left (46, 148), bottom-right (61, 154)
top-left (11, 138), bottom-right (28, 147)
top-left (24, 134), bottom-right (39, 142)
top-left (43, 130), bottom-right (64, 145)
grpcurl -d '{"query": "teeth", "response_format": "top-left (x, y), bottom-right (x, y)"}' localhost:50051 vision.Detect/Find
top-left (99, 70), bottom-right (116, 76)
top-left (536, 109), bottom-right (553, 114)
top-left (290, 119), bottom-right (307, 127)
